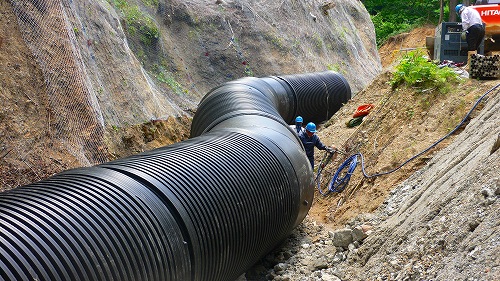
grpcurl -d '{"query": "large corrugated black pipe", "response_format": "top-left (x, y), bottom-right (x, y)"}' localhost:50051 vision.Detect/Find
top-left (0, 71), bottom-right (351, 281)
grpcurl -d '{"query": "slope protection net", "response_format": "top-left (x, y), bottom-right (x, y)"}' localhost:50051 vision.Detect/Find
top-left (10, 0), bottom-right (108, 166)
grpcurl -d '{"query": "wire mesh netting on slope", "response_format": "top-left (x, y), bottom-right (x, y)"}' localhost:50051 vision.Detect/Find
top-left (9, 0), bottom-right (107, 166)
top-left (6, 0), bottom-right (379, 168)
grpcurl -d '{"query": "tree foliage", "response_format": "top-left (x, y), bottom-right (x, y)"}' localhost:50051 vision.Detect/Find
top-left (363, 0), bottom-right (449, 47)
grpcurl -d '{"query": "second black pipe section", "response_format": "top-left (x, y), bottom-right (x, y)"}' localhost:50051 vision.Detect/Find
top-left (0, 71), bottom-right (351, 281)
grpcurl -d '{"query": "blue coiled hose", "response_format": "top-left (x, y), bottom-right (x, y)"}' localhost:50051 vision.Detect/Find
top-left (328, 154), bottom-right (358, 193)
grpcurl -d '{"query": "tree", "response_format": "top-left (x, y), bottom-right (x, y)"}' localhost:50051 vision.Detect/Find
top-left (449, 0), bottom-right (459, 22)
top-left (439, 0), bottom-right (444, 24)
top-left (363, 0), bottom-right (444, 46)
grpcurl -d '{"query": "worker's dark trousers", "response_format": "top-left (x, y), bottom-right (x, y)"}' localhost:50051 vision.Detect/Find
top-left (467, 24), bottom-right (485, 52)
top-left (308, 156), bottom-right (314, 169)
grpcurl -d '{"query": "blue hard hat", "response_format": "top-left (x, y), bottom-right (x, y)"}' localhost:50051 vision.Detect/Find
top-left (455, 4), bottom-right (463, 15)
top-left (305, 122), bottom-right (317, 133)
top-left (295, 116), bottom-right (303, 123)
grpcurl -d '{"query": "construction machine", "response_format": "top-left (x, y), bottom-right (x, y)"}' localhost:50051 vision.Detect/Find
top-left (427, 1), bottom-right (500, 63)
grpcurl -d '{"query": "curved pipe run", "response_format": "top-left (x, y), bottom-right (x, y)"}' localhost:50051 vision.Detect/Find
top-left (0, 71), bottom-right (351, 281)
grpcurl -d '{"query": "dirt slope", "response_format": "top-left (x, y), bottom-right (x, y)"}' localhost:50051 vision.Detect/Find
top-left (308, 26), bottom-right (483, 229)
top-left (0, 1), bottom-right (79, 189)
top-left (243, 79), bottom-right (499, 280)
top-left (340, 88), bottom-right (499, 280)
top-left (310, 73), bottom-right (494, 229)
top-left (310, 25), bottom-right (496, 232)
top-left (378, 24), bottom-right (436, 68)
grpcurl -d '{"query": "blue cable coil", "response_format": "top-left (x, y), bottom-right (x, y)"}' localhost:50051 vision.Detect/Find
top-left (327, 154), bottom-right (358, 194)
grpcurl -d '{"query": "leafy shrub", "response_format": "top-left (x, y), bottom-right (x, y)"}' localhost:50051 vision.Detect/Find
top-left (142, 0), bottom-right (159, 7)
top-left (390, 51), bottom-right (460, 93)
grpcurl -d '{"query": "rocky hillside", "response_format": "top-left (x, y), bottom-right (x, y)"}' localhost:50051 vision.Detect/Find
top-left (1, 0), bottom-right (380, 188)
top-left (242, 72), bottom-right (499, 281)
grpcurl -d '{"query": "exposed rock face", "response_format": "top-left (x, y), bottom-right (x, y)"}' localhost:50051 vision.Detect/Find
top-left (4, 0), bottom-right (381, 165)
top-left (9, 0), bottom-right (381, 128)
top-left (343, 87), bottom-right (499, 280)
top-left (158, 0), bottom-right (381, 95)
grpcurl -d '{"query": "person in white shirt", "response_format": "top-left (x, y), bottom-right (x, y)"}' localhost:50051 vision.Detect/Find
top-left (456, 4), bottom-right (485, 53)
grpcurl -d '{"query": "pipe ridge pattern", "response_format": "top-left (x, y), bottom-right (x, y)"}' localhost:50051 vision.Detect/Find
top-left (0, 71), bottom-right (351, 281)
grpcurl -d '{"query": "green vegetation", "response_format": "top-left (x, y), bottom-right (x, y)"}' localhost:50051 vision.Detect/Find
top-left (109, 0), bottom-right (159, 45)
top-left (244, 65), bottom-right (253, 77)
top-left (141, 0), bottom-right (158, 8)
top-left (152, 64), bottom-right (188, 96)
top-left (363, 0), bottom-right (444, 47)
top-left (405, 106), bottom-right (415, 119)
top-left (326, 63), bottom-right (347, 76)
top-left (390, 51), bottom-right (460, 93)
top-left (327, 64), bottom-right (341, 72)
top-left (312, 33), bottom-right (323, 51)
top-left (264, 33), bottom-right (286, 50)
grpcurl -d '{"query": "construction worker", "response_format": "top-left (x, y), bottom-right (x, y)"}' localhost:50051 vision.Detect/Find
top-left (456, 4), bottom-right (485, 63)
top-left (298, 122), bottom-right (336, 169)
top-left (291, 116), bottom-right (304, 134)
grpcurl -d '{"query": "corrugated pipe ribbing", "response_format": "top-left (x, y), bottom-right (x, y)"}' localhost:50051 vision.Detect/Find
top-left (0, 71), bottom-right (351, 281)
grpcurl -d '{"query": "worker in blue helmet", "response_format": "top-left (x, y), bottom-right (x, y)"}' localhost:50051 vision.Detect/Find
top-left (291, 116), bottom-right (304, 134)
top-left (298, 122), bottom-right (336, 169)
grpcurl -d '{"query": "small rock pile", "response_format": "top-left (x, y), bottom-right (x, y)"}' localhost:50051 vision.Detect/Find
top-left (240, 214), bottom-right (377, 281)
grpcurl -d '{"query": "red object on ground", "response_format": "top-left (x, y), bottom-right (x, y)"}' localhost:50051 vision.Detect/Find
top-left (353, 104), bottom-right (375, 118)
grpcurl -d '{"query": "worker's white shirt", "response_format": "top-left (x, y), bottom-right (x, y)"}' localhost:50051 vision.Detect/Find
top-left (461, 7), bottom-right (483, 31)
top-left (290, 124), bottom-right (304, 134)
